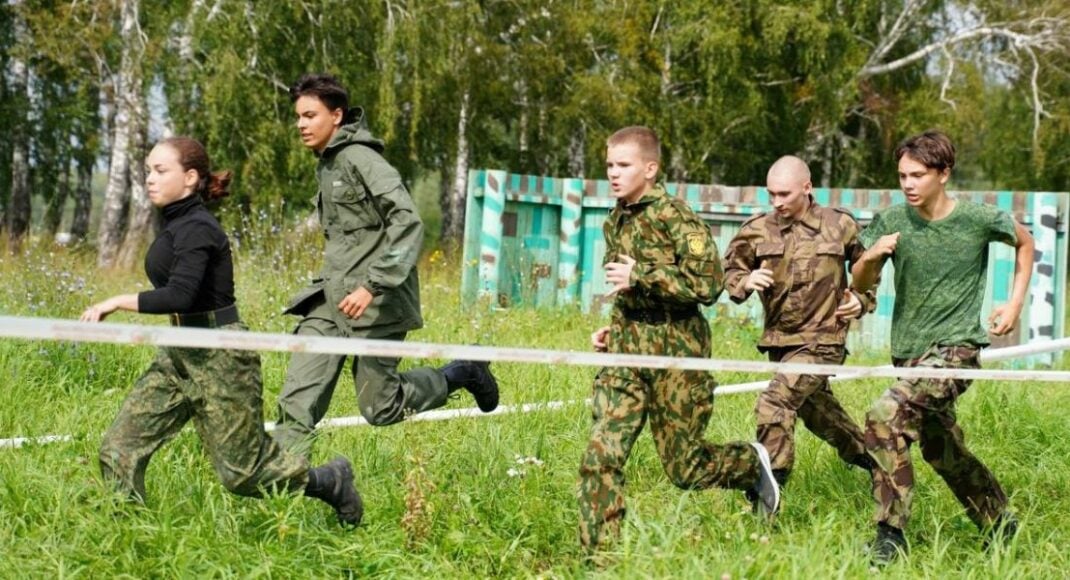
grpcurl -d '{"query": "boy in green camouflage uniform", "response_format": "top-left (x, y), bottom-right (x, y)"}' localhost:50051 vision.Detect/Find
top-left (852, 131), bottom-right (1034, 563)
top-left (724, 156), bottom-right (876, 505)
top-left (577, 127), bottom-right (779, 553)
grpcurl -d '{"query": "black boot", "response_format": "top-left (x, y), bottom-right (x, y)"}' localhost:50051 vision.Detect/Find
top-left (984, 512), bottom-right (1019, 550)
top-left (305, 457), bottom-right (364, 527)
top-left (850, 453), bottom-right (877, 472)
top-left (851, 453), bottom-right (878, 487)
top-left (871, 523), bottom-right (908, 565)
top-left (441, 360), bottom-right (499, 412)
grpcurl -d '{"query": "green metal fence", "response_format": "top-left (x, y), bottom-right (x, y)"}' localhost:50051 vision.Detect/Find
top-left (461, 169), bottom-right (1068, 362)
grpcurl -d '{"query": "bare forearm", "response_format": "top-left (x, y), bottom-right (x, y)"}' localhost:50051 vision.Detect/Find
top-left (81, 293), bottom-right (140, 322)
top-left (107, 294), bottom-right (141, 313)
top-left (851, 255), bottom-right (882, 294)
top-left (1010, 224), bottom-right (1035, 308)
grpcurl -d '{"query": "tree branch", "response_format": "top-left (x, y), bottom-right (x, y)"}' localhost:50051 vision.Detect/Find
top-left (859, 19), bottom-right (1068, 79)
top-left (939, 45), bottom-right (956, 110)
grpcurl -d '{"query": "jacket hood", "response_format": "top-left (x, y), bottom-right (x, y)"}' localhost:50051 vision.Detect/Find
top-left (321, 107), bottom-right (385, 156)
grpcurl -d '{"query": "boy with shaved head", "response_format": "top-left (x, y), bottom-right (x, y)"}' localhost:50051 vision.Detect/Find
top-left (724, 155), bottom-right (877, 513)
top-left (577, 126), bottom-right (779, 555)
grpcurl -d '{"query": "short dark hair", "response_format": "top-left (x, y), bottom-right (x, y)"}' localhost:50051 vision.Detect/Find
top-left (607, 126), bottom-right (661, 163)
top-left (895, 130), bottom-right (956, 172)
top-left (289, 73), bottom-right (349, 112)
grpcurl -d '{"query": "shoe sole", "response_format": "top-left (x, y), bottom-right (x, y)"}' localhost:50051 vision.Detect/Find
top-left (749, 442), bottom-right (780, 516)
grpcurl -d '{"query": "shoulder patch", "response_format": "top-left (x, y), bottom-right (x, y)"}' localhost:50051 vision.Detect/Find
top-left (686, 232), bottom-right (707, 256)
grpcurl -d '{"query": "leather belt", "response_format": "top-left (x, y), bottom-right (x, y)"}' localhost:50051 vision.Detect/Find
top-left (169, 304), bottom-right (240, 328)
top-left (620, 305), bottom-right (700, 325)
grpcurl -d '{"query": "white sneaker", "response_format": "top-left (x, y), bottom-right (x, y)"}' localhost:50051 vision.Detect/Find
top-left (749, 442), bottom-right (780, 516)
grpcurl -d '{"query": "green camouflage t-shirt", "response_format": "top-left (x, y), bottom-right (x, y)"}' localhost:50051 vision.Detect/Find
top-left (860, 200), bottom-right (1018, 359)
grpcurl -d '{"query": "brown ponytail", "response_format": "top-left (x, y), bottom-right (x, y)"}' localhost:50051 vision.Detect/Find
top-left (206, 170), bottom-right (233, 201)
top-left (157, 136), bottom-right (232, 202)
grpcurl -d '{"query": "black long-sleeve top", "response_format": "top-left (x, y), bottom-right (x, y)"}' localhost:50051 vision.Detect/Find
top-left (137, 195), bottom-right (236, 314)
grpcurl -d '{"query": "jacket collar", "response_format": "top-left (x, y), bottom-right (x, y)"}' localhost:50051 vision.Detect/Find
top-left (773, 196), bottom-right (821, 232)
top-left (616, 185), bottom-right (665, 212)
top-left (160, 194), bottom-right (203, 223)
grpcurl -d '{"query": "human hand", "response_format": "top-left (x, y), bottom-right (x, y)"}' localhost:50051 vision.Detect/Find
top-left (80, 298), bottom-right (119, 323)
top-left (988, 302), bottom-right (1022, 336)
top-left (835, 289), bottom-right (863, 320)
top-left (744, 260), bottom-right (774, 292)
top-left (338, 286), bottom-right (375, 319)
top-left (605, 255), bottom-right (636, 294)
top-left (591, 326), bottom-right (611, 352)
top-left (864, 232), bottom-right (899, 262)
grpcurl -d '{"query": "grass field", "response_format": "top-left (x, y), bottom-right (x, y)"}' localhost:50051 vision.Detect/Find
top-left (1, 227), bottom-right (1069, 578)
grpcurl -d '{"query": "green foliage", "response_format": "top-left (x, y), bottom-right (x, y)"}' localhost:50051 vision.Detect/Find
top-left (2, 242), bottom-right (1070, 576)
top-left (1, 0), bottom-right (1069, 240)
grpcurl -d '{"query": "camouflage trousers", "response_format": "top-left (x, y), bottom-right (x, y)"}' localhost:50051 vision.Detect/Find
top-left (274, 298), bottom-right (449, 458)
top-left (577, 314), bottom-right (759, 551)
top-left (100, 324), bottom-right (309, 502)
top-left (864, 344), bottom-right (1007, 530)
top-left (756, 344), bottom-right (866, 481)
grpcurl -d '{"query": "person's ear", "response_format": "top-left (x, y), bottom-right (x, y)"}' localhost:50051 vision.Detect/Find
top-left (938, 167), bottom-right (951, 185)
top-left (644, 160), bottom-right (659, 180)
top-left (802, 180), bottom-right (813, 196)
top-left (184, 169), bottom-right (200, 192)
top-left (331, 107), bottom-right (344, 127)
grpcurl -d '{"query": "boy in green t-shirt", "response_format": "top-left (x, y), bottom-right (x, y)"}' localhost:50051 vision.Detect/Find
top-left (852, 131), bottom-right (1034, 564)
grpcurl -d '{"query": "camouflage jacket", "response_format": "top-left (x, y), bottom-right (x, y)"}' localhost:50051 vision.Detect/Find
top-left (604, 186), bottom-right (724, 323)
top-left (723, 200), bottom-right (875, 350)
top-left (284, 108), bottom-right (424, 335)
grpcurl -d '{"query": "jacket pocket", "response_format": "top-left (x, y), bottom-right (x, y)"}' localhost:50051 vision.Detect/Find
top-left (330, 184), bottom-right (382, 232)
top-left (816, 242), bottom-right (845, 257)
top-left (283, 280), bottom-right (326, 316)
top-left (755, 242), bottom-right (785, 264)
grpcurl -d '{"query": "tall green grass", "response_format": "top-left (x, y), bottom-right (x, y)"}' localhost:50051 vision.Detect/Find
top-left (1, 229), bottom-right (1068, 578)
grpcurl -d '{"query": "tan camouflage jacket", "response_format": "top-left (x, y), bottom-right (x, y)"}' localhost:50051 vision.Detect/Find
top-left (604, 186), bottom-right (724, 319)
top-left (723, 200), bottom-right (875, 350)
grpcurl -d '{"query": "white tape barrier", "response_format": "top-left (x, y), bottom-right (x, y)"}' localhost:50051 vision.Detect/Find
top-left (0, 402), bottom-right (572, 449)
top-left (716, 338), bottom-right (1066, 396)
top-left (2, 315), bottom-right (1069, 450)
top-left (0, 435), bottom-right (74, 448)
top-left (275, 400), bottom-right (572, 430)
top-left (2, 316), bottom-right (1069, 382)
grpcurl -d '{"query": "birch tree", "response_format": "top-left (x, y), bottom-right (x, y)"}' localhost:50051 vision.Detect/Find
top-left (7, 0), bottom-right (31, 248)
top-left (806, 0), bottom-right (1070, 185)
top-left (116, 73), bottom-right (150, 269)
top-left (97, 0), bottom-right (144, 268)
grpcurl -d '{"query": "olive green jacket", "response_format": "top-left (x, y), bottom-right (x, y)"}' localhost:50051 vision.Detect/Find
top-left (284, 109), bottom-right (424, 336)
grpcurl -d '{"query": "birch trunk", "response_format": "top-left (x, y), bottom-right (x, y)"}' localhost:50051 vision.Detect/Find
top-left (568, 121), bottom-right (586, 178)
top-left (97, 0), bottom-right (141, 268)
top-left (441, 90), bottom-right (469, 242)
top-left (117, 76), bottom-right (151, 270)
top-left (70, 158), bottom-right (93, 242)
top-left (8, 3), bottom-right (31, 249)
top-left (44, 154), bottom-right (72, 237)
